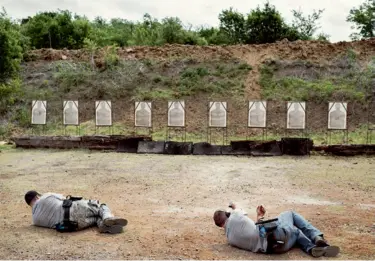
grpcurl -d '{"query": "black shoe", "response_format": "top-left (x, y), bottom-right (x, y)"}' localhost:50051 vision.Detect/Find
top-left (314, 235), bottom-right (329, 247)
top-left (103, 217), bottom-right (128, 227)
top-left (98, 224), bottom-right (124, 234)
top-left (311, 246), bottom-right (340, 257)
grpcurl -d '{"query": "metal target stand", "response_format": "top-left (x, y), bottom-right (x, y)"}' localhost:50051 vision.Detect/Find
top-left (62, 100), bottom-right (80, 136)
top-left (134, 101), bottom-right (153, 137)
top-left (284, 101), bottom-right (308, 138)
top-left (95, 100), bottom-right (113, 135)
top-left (366, 99), bottom-right (375, 144)
top-left (246, 101), bottom-right (268, 141)
top-left (206, 102), bottom-right (228, 145)
top-left (166, 101), bottom-right (186, 142)
top-left (31, 100), bottom-right (47, 135)
top-left (326, 102), bottom-right (348, 144)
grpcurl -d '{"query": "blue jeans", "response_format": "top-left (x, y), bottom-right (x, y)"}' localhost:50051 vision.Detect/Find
top-left (271, 211), bottom-right (323, 254)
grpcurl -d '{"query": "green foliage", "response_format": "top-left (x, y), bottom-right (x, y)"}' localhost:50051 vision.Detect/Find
top-left (22, 10), bottom-right (91, 49)
top-left (259, 56), bottom-right (375, 102)
top-left (0, 8), bottom-right (23, 82)
top-left (0, 78), bottom-right (22, 114)
top-left (245, 2), bottom-right (288, 44)
top-left (104, 45), bottom-right (120, 68)
top-left (218, 8), bottom-right (246, 44)
top-left (291, 9), bottom-right (325, 40)
top-left (11, 106), bottom-right (31, 127)
top-left (217, 3), bottom-right (317, 44)
top-left (1, 2), bottom-right (330, 51)
top-left (347, 0), bottom-right (375, 40)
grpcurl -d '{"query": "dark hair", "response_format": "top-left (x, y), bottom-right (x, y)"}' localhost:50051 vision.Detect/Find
top-left (24, 190), bottom-right (40, 205)
top-left (213, 210), bottom-right (231, 227)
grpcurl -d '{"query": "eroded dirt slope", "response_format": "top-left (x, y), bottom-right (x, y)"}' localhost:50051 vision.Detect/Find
top-left (27, 39), bottom-right (375, 99)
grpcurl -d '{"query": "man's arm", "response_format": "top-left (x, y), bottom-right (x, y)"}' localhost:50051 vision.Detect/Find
top-left (43, 192), bottom-right (65, 200)
top-left (256, 205), bottom-right (266, 222)
top-left (228, 202), bottom-right (248, 215)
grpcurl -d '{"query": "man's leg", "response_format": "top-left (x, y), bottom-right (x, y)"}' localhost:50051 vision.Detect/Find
top-left (70, 199), bottom-right (127, 234)
top-left (97, 203), bottom-right (128, 232)
top-left (289, 211), bottom-right (323, 242)
top-left (69, 199), bottom-right (100, 230)
top-left (278, 211), bottom-right (340, 257)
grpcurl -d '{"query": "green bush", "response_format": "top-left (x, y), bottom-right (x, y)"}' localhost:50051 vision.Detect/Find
top-left (0, 78), bottom-right (22, 114)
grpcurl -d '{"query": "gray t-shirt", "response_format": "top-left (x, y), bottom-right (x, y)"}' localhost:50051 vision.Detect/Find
top-left (32, 193), bottom-right (64, 228)
top-left (225, 209), bottom-right (268, 253)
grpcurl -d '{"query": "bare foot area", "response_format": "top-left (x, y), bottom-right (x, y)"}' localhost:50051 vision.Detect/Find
top-left (0, 149), bottom-right (374, 259)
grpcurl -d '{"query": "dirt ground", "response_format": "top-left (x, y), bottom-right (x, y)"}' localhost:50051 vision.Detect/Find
top-left (0, 149), bottom-right (374, 260)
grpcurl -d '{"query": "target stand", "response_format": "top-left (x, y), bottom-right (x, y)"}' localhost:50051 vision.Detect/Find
top-left (327, 102), bottom-right (348, 144)
top-left (63, 100), bottom-right (80, 136)
top-left (166, 101), bottom-right (187, 142)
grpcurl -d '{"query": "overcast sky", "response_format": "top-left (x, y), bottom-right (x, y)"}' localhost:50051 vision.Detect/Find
top-left (2, 0), bottom-right (357, 42)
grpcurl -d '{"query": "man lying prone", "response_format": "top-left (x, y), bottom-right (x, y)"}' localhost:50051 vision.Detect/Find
top-left (25, 190), bottom-right (127, 234)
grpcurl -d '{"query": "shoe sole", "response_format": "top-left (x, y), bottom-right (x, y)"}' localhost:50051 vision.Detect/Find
top-left (103, 218), bottom-right (128, 227)
top-left (312, 246), bottom-right (340, 257)
top-left (99, 224), bottom-right (124, 234)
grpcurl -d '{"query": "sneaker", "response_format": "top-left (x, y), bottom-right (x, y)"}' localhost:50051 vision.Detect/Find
top-left (314, 235), bottom-right (329, 247)
top-left (311, 246), bottom-right (340, 257)
top-left (103, 217), bottom-right (128, 227)
top-left (99, 224), bottom-right (124, 234)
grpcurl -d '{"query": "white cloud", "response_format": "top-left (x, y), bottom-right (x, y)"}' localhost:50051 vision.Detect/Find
top-left (3, 0), bottom-right (357, 42)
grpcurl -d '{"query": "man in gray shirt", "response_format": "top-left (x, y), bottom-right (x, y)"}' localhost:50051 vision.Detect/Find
top-left (213, 203), bottom-right (340, 258)
top-left (25, 190), bottom-right (127, 234)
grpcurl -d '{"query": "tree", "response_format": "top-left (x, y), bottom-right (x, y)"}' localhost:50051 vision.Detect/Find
top-left (245, 2), bottom-right (290, 44)
top-left (160, 17), bottom-right (184, 44)
top-left (0, 8), bottom-right (23, 82)
top-left (22, 10), bottom-right (90, 49)
top-left (291, 9), bottom-right (325, 40)
top-left (218, 8), bottom-right (246, 44)
top-left (347, 0), bottom-right (375, 40)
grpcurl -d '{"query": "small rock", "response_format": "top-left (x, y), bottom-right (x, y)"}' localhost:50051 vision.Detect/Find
top-left (317, 212), bottom-right (321, 215)
top-left (61, 55), bottom-right (67, 60)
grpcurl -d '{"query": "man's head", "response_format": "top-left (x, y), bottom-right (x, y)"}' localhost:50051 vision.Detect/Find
top-left (335, 103), bottom-right (341, 110)
top-left (24, 190), bottom-right (40, 206)
top-left (140, 102), bottom-right (146, 109)
top-left (213, 210), bottom-right (230, 227)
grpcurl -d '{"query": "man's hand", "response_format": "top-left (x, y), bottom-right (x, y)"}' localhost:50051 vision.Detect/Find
top-left (256, 205), bottom-right (266, 218)
top-left (228, 202), bottom-right (236, 209)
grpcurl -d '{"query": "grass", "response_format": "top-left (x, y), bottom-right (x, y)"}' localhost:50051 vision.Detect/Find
top-left (259, 50), bottom-right (375, 102)
top-left (0, 143), bottom-right (15, 151)
top-left (50, 58), bottom-right (251, 101)
top-left (259, 65), bottom-right (368, 102)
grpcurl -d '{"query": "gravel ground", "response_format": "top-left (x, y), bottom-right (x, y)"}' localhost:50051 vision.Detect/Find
top-left (0, 149), bottom-right (374, 259)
